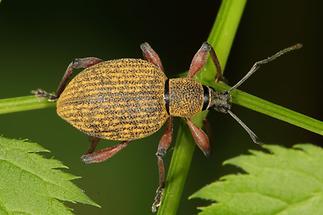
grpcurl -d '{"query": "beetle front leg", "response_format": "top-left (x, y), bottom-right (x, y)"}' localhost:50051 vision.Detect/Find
top-left (152, 117), bottom-right (173, 213)
top-left (140, 42), bottom-right (165, 72)
top-left (187, 42), bottom-right (223, 81)
top-left (32, 57), bottom-right (103, 100)
top-left (81, 141), bottom-right (131, 164)
top-left (186, 118), bottom-right (210, 157)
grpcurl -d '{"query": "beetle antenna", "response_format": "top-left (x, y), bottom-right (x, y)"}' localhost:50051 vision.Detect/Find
top-left (227, 110), bottom-right (261, 144)
top-left (228, 43), bottom-right (303, 93)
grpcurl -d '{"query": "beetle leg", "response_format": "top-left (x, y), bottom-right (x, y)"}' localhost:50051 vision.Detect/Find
top-left (140, 42), bottom-right (165, 72)
top-left (152, 117), bottom-right (173, 213)
top-left (86, 136), bottom-right (101, 154)
top-left (186, 118), bottom-right (210, 157)
top-left (55, 57), bottom-right (104, 99)
top-left (33, 57), bottom-right (103, 101)
top-left (187, 42), bottom-right (223, 82)
top-left (81, 141), bottom-right (130, 164)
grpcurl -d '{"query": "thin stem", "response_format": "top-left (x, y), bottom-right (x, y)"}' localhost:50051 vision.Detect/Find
top-left (157, 0), bottom-right (247, 214)
top-left (0, 96), bottom-right (55, 114)
top-left (210, 82), bottom-right (323, 136)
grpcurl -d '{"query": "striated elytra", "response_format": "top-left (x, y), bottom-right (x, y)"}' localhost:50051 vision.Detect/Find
top-left (33, 42), bottom-right (302, 212)
top-left (57, 59), bottom-right (169, 141)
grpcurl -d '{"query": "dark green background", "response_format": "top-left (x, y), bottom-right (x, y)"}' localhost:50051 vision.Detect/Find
top-left (0, 1), bottom-right (322, 214)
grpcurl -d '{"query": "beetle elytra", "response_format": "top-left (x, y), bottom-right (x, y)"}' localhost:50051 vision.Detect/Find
top-left (33, 42), bottom-right (302, 212)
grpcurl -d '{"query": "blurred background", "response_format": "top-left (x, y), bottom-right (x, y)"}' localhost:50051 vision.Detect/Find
top-left (0, 1), bottom-right (322, 214)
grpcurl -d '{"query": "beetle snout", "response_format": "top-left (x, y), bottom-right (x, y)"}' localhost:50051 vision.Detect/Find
top-left (209, 90), bottom-right (231, 113)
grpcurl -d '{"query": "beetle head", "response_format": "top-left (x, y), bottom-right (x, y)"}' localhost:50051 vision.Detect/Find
top-left (208, 89), bottom-right (231, 113)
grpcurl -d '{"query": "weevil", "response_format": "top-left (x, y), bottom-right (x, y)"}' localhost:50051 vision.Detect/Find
top-left (33, 42), bottom-right (302, 212)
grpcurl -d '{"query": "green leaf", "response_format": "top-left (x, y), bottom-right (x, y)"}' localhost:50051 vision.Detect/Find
top-left (190, 144), bottom-right (323, 215)
top-left (0, 136), bottom-right (99, 214)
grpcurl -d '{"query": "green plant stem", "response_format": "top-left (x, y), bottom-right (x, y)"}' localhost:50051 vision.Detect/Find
top-left (209, 82), bottom-right (323, 136)
top-left (0, 96), bottom-right (55, 114)
top-left (157, 0), bottom-right (247, 214)
top-left (0, 84), bottom-right (321, 136)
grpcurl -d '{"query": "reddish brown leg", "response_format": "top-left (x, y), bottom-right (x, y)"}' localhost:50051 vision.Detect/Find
top-left (55, 57), bottom-right (103, 99)
top-left (81, 141), bottom-right (130, 164)
top-left (152, 117), bottom-right (173, 213)
top-left (187, 42), bottom-right (223, 81)
top-left (186, 118), bottom-right (210, 157)
top-left (140, 42), bottom-right (165, 72)
top-left (32, 57), bottom-right (103, 100)
top-left (86, 136), bottom-right (101, 154)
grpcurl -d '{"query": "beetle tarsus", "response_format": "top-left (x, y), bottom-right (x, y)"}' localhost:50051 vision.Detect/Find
top-left (152, 186), bottom-right (164, 213)
top-left (152, 117), bottom-right (173, 212)
top-left (31, 88), bottom-right (58, 101)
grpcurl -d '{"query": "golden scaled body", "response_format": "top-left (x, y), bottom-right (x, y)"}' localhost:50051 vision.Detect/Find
top-left (56, 58), bottom-right (205, 141)
top-left (57, 58), bottom-right (168, 141)
top-left (57, 59), bottom-right (203, 141)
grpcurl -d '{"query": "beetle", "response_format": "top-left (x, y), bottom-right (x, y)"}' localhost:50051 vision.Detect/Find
top-left (33, 42), bottom-right (301, 212)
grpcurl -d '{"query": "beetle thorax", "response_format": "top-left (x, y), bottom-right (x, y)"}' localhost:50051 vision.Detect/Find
top-left (168, 78), bottom-right (204, 118)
